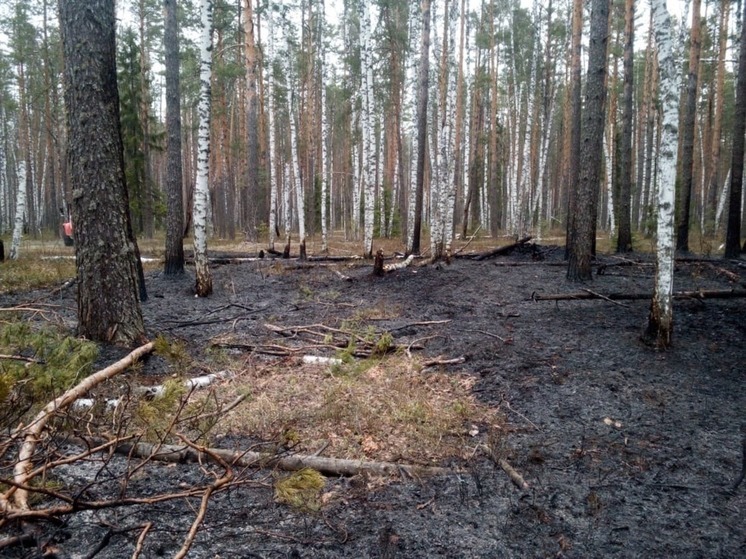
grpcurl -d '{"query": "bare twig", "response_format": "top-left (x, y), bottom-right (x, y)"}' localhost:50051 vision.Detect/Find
top-left (131, 522), bottom-right (152, 559)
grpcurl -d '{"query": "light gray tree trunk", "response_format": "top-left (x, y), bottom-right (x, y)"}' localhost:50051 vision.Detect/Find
top-left (644, 0), bottom-right (679, 348)
top-left (193, 0), bottom-right (214, 296)
top-left (9, 159), bottom-right (26, 260)
top-left (360, 0), bottom-right (375, 257)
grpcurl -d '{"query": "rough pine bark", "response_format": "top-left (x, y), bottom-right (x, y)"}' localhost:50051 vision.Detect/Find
top-left (675, 0), bottom-right (701, 253)
top-left (725, 0), bottom-right (746, 257)
top-left (60, 0), bottom-right (146, 345)
top-left (164, 0), bottom-right (185, 275)
top-left (567, 0), bottom-right (609, 281)
top-left (564, 0), bottom-right (583, 259)
top-left (616, 0), bottom-right (634, 252)
top-left (244, 0), bottom-right (259, 241)
top-left (193, 0), bottom-right (214, 296)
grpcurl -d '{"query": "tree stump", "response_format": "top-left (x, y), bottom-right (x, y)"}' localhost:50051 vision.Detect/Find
top-left (373, 249), bottom-right (385, 276)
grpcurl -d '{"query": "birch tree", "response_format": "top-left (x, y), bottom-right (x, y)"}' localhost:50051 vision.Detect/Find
top-left (643, 0), bottom-right (678, 348)
top-left (194, 0), bottom-right (214, 297)
top-left (8, 160), bottom-right (26, 260)
top-left (360, 0), bottom-right (375, 257)
top-left (410, 0), bottom-right (431, 255)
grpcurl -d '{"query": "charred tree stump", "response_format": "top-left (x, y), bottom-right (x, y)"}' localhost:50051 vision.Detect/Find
top-left (282, 236), bottom-right (291, 259)
top-left (299, 239), bottom-right (307, 261)
top-left (373, 249), bottom-right (385, 276)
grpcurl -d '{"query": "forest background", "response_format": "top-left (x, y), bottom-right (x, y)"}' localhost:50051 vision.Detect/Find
top-left (0, 0), bottom-right (744, 264)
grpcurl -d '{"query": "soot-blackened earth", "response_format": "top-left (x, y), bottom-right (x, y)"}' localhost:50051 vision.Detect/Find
top-left (2, 244), bottom-right (744, 558)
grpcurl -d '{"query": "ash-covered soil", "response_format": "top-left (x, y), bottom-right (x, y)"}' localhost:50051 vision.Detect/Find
top-left (2, 244), bottom-right (745, 558)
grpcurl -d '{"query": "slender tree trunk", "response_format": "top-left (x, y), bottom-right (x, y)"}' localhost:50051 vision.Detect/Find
top-left (244, 0), bottom-right (259, 241)
top-left (9, 160), bottom-right (26, 260)
top-left (193, 0), bottom-right (214, 297)
top-left (564, 0), bottom-right (583, 259)
top-left (411, 0), bottom-right (431, 255)
top-left (138, 0), bottom-right (154, 238)
top-left (164, 0), bottom-right (184, 275)
top-left (644, 0), bottom-right (679, 348)
top-left (676, 0), bottom-right (701, 253)
top-left (360, 0), bottom-right (375, 257)
top-left (616, 0), bottom-right (634, 252)
top-left (725, 0), bottom-right (746, 257)
top-left (567, 0), bottom-right (610, 281)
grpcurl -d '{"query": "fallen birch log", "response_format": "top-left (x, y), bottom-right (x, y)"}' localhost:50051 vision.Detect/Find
top-left (7, 341), bottom-right (155, 512)
top-left (84, 437), bottom-right (449, 479)
top-left (531, 288), bottom-right (746, 302)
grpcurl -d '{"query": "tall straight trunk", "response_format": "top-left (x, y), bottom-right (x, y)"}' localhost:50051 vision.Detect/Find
top-left (704, 0), bottom-right (729, 235)
top-left (567, 0), bottom-right (610, 281)
top-left (60, 0), bottom-right (146, 344)
top-left (676, 0), bottom-right (701, 252)
top-left (320, 50), bottom-right (329, 252)
top-left (244, 0), bottom-right (259, 240)
top-left (267, 8), bottom-right (278, 250)
top-left (564, 0), bottom-right (583, 259)
top-left (138, 0), bottom-right (154, 238)
top-left (725, 0), bottom-right (746, 257)
top-left (164, 0), bottom-right (184, 275)
top-left (644, 0), bottom-right (679, 348)
top-left (360, 0), bottom-right (375, 257)
top-left (9, 160), bottom-right (26, 260)
top-left (193, 0), bottom-right (214, 297)
top-left (410, 0), bottom-right (431, 255)
top-left (616, 0), bottom-right (634, 251)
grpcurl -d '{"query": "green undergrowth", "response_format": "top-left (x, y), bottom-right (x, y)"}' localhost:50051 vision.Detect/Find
top-left (0, 322), bottom-right (98, 420)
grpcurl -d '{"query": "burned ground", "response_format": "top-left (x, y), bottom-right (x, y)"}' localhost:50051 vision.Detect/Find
top-left (1, 243), bottom-right (744, 558)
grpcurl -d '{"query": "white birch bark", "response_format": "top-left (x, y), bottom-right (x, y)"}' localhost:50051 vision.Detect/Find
top-left (9, 159), bottom-right (26, 260)
top-left (360, 1), bottom-right (375, 257)
top-left (714, 170), bottom-right (730, 231)
top-left (405, 10), bottom-right (420, 250)
top-left (604, 135), bottom-right (616, 236)
top-left (289, 94), bottom-right (304, 245)
top-left (283, 162), bottom-right (291, 238)
top-left (320, 49), bottom-right (329, 252)
top-left (646, 0), bottom-right (678, 347)
top-left (193, 0), bottom-right (213, 296)
top-left (267, 5), bottom-right (278, 251)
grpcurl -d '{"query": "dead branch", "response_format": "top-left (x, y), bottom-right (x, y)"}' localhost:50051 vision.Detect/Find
top-left (421, 356), bottom-right (466, 368)
top-left (91, 437), bottom-right (449, 478)
top-left (498, 458), bottom-right (530, 491)
top-left (471, 236), bottom-right (533, 261)
top-left (383, 254), bottom-right (415, 272)
top-left (131, 522), bottom-right (152, 559)
top-left (8, 341), bottom-right (155, 511)
top-left (452, 224), bottom-right (483, 256)
top-left (531, 288), bottom-right (746, 303)
top-left (0, 354), bottom-right (43, 364)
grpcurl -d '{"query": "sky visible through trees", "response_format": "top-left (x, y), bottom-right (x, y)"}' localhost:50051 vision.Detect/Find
top-left (0, 0), bottom-right (744, 267)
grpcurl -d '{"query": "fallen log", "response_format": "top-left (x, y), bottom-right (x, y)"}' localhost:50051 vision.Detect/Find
top-left (83, 437), bottom-right (449, 479)
top-left (531, 288), bottom-right (746, 302)
top-left (472, 236), bottom-right (533, 261)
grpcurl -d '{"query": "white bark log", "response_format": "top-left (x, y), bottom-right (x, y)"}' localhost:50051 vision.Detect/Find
top-left (9, 159), bottom-right (26, 260)
top-left (193, 0), bottom-right (214, 295)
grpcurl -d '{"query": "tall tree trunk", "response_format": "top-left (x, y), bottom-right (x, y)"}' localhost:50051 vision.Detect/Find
top-left (60, 0), bottom-right (146, 345)
top-left (410, 0), bottom-right (431, 255)
top-left (725, 0), bottom-right (746, 257)
top-left (675, 0), bottom-right (701, 253)
top-left (194, 0), bottom-right (214, 297)
top-left (567, 0), bottom-right (610, 281)
top-left (164, 0), bottom-right (185, 275)
top-left (644, 0), bottom-right (679, 348)
top-left (8, 160), bottom-right (26, 260)
top-left (616, 0), bottom-right (634, 252)
top-left (564, 0), bottom-right (583, 259)
top-left (244, 0), bottom-right (259, 241)
top-left (360, 0), bottom-right (375, 257)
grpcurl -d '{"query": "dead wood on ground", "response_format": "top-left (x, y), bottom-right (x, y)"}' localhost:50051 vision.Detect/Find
top-left (468, 236), bottom-right (533, 261)
top-left (531, 289), bottom-right (746, 303)
top-left (84, 437), bottom-right (449, 479)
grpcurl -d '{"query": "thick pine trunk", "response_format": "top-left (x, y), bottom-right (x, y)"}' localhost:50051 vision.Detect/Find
top-left (725, 0), bottom-right (746, 257)
top-left (567, 0), bottom-right (609, 281)
top-left (60, 0), bottom-right (146, 345)
top-left (616, 0), bottom-right (634, 252)
top-left (164, 0), bottom-right (185, 275)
